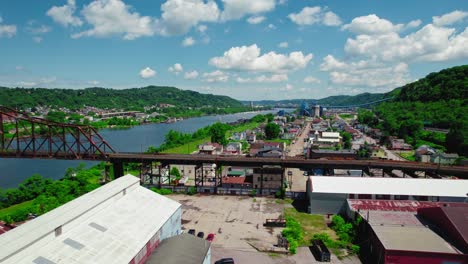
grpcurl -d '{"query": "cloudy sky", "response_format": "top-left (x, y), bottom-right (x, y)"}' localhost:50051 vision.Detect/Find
top-left (0, 0), bottom-right (467, 100)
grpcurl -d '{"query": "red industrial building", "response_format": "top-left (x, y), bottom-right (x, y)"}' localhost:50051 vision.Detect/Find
top-left (347, 200), bottom-right (468, 264)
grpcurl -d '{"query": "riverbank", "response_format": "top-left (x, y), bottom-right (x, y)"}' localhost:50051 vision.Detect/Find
top-left (0, 109), bottom-right (286, 189)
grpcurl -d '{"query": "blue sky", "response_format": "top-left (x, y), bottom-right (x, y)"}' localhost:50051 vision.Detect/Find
top-left (0, 0), bottom-right (467, 100)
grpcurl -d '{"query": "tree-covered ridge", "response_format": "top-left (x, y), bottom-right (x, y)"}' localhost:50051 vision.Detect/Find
top-left (397, 65), bottom-right (468, 102)
top-left (0, 86), bottom-right (243, 110)
top-left (372, 65), bottom-right (468, 156)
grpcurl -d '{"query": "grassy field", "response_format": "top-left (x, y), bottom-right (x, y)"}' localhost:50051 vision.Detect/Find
top-left (284, 207), bottom-right (336, 246)
top-left (399, 151), bottom-right (416, 161)
top-left (162, 137), bottom-right (210, 154)
top-left (228, 122), bottom-right (259, 134)
top-left (265, 138), bottom-right (292, 145)
top-left (0, 200), bottom-right (34, 219)
top-left (339, 114), bottom-right (354, 119)
top-left (162, 122), bottom-right (261, 154)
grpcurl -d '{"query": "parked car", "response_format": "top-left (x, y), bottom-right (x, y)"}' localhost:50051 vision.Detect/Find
top-left (188, 229), bottom-right (196, 235)
top-left (206, 233), bottom-right (215, 242)
top-left (215, 258), bottom-right (234, 264)
top-left (197, 231), bottom-right (205, 238)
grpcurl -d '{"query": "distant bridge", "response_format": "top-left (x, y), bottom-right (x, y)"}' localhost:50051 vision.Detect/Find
top-left (323, 97), bottom-right (394, 109)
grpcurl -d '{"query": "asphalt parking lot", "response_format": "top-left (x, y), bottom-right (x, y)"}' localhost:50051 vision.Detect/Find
top-left (168, 195), bottom-right (361, 264)
top-left (169, 194), bottom-right (285, 251)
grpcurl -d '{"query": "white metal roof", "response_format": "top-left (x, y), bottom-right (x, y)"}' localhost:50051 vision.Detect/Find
top-left (0, 175), bottom-right (181, 264)
top-left (309, 176), bottom-right (468, 197)
top-left (321, 132), bottom-right (341, 138)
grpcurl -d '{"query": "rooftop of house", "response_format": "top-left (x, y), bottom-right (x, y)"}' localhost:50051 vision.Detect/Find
top-left (222, 176), bottom-right (248, 184)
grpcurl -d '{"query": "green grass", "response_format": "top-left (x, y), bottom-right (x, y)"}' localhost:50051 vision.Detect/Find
top-left (284, 207), bottom-right (336, 245)
top-left (265, 139), bottom-right (292, 145)
top-left (228, 122), bottom-right (259, 134)
top-left (339, 114), bottom-right (354, 119)
top-left (162, 137), bottom-right (210, 154)
top-left (0, 200), bottom-right (34, 219)
top-left (399, 151), bottom-right (416, 161)
top-left (162, 122), bottom-right (260, 154)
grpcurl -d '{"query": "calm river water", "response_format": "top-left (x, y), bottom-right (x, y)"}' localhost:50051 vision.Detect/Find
top-left (0, 110), bottom-right (284, 188)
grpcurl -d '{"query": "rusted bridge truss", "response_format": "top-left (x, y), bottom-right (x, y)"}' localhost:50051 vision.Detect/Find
top-left (0, 106), bottom-right (115, 160)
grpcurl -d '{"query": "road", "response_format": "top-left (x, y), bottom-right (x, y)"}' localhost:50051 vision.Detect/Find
top-left (285, 121), bottom-right (311, 191)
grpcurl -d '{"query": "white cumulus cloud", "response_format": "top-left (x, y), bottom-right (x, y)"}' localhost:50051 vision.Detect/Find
top-left (278, 42), bottom-right (288, 48)
top-left (344, 23), bottom-right (468, 62)
top-left (139, 67), bottom-right (156, 79)
top-left (184, 70), bottom-right (199, 79)
top-left (209, 44), bottom-right (313, 73)
top-left (182, 36), bottom-right (195, 46)
top-left (221, 0), bottom-right (275, 21)
top-left (303, 76), bottom-right (321, 83)
top-left (342, 14), bottom-right (404, 35)
top-left (288, 6), bottom-right (342, 27)
top-left (279, 83), bottom-right (294, 91)
top-left (197, 24), bottom-right (208, 33)
top-left (72, 0), bottom-right (154, 40)
top-left (433, 10), bottom-right (468, 27)
top-left (236, 74), bottom-right (288, 83)
top-left (247, 16), bottom-right (266, 24)
top-left (168, 63), bottom-right (183, 74)
top-left (203, 70), bottom-right (229, 82)
top-left (156, 0), bottom-right (220, 36)
top-left (0, 17), bottom-right (17, 38)
top-left (320, 55), bottom-right (410, 88)
top-left (46, 0), bottom-right (83, 27)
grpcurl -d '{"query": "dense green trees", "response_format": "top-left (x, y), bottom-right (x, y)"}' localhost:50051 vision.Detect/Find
top-left (369, 65), bottom-right (468, 155)
top-left (0, 164), bottom-right (103, 223)
top-left (0, 86), bottom-right (244, 110)
top-left (341, 132), bottom-right (352, 149)
top-left (398, 65), bottom-right (468, 102)
top-left (209, 122), bottom-right (230, 145)
top-left (357, 109), bottom-right (378, 127)
top-left (446, 124), bottom-right (467, 154)
top-left (265, 122), bottom-right (281, 139)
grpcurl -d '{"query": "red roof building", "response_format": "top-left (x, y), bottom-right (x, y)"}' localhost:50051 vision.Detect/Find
top-left (220, 177), bottom-right (251, 188)
top-left (347, 200), bottom-right (468, 263)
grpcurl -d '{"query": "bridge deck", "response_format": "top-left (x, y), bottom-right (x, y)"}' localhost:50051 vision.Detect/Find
top-left (108, 153), bottom-right (468, 177)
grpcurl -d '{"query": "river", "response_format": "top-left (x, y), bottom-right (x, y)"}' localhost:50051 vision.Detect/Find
top-left (0, 110), bottom-right (285, 188)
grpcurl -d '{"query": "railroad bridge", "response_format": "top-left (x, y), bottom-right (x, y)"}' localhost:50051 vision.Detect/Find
top-left (1, 106), bottom-right (467, 192)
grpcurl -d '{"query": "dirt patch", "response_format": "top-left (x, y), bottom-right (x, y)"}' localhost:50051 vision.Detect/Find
top-left (182, 219), bottom-right (191, 225)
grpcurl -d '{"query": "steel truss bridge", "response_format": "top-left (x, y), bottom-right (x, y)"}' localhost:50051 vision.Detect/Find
top-left (1, 107), bottom-right (467, 189)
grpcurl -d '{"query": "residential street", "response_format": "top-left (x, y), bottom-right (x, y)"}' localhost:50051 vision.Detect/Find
top-left (286, 121), bottom-right (311, 192)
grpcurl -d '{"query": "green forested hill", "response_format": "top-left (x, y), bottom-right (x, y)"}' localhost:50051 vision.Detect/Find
top-left (374, 65), bottom-right (468, 156)
top-left (0, 86), bottom-right (243, 110)
top-left (398, 65), bottom-right (468, 102)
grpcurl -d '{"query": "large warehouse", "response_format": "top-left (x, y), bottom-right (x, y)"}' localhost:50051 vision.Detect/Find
top-left (345, 200), bottom-right (468, 263)
top-left (306, 176), bottom-right (468, 214)
top-left (0, 175), bottom-right (182, 264)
